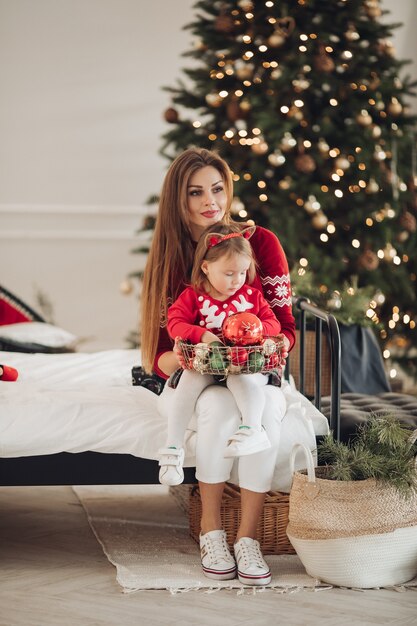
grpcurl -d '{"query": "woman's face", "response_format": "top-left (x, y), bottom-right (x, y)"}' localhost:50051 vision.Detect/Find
top-left (187, 166), bottom-right (228, 240)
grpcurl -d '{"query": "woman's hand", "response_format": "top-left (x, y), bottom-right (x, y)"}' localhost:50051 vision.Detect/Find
top-left (279, 335), bottom-right (290, 368)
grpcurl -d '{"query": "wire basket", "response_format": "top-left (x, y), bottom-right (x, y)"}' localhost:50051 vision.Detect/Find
top-left (177, 334), bottom-right (285, 375)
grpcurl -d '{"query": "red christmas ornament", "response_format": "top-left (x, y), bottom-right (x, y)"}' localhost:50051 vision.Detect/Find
top-left (264, 353), bottom-right (279, 370)
top-left (229, 346), bottom-right (249, 366)
top-left (222, 313), bottom-right (263, 346)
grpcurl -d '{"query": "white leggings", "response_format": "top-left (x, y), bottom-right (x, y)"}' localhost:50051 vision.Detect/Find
top-left (165, 370), bottom-right (268, 448)
top-left (158, 380), bottom-right (287, 493)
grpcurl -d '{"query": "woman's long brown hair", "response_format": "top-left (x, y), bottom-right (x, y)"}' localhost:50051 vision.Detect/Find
top-left (140, 148), bottom-right (234, 373)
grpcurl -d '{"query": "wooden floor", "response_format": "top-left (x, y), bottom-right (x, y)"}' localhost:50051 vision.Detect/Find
top-left (0, 487), bottom-right (416, 626)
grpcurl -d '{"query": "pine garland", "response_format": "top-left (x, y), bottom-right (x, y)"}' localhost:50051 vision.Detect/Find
top-left (318, 414), bottom-right (417, 497)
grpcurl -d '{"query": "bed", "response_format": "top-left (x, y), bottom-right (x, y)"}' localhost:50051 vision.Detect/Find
top-left (0, 287), bottom-right (346, 489)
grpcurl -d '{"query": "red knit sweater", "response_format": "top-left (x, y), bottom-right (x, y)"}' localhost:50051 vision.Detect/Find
top-left (167, 284), bottom-right (282, 344)
top-left (154, 225), bottom-right (295, 378)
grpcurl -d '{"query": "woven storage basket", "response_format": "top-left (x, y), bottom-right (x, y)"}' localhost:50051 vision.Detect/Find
top-left (289, 330), bottom-right (331, 397)
top-left (187, 483), bottom-right (295, 555)
top-left (287, 443), bottom-right (417, 588)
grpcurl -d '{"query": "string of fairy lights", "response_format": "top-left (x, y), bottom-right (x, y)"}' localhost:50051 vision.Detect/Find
top-left (162, 0), bottom-right (417, 377)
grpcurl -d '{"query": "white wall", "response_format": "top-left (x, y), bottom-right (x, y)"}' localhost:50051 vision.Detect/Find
top-left (0, 0), bottom-right (416, 351)
top-left (0, 0), bottom-right (195, 350)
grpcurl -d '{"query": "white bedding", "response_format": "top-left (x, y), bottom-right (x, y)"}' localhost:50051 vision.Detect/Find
top-left (0, 349), bottom-right (329, 491)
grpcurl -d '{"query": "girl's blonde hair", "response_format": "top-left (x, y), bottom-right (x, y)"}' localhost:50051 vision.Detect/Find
top-left (141, 147), bottom-right (234, 373)
top-left (191, 222), bottom-right (256, 294)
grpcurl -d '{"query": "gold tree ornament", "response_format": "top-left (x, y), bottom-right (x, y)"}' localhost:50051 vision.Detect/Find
top-left (268, 32), bottom-right (286, 47)
top-left (234, 59), bottom-right (255, 80)
top-left (335, 155), bottom-right (350, 170)
top-left (205, 92), bottom-right (223, 107)
top-left (357, 110), bottom-right (373, 126)
top-left (365, 0), bottom-right (382, 19)
top-left (366, 178), bottom-right (380, 193)
top-left (388, 97), bottom-right (403, 115)
top-left (357, 249), bottom-right (379, 271)
top-left (311, 211), bottom-right (328, 229)
top-left (251, 140), bottom-right (269, 155)
top-left (164, 107), bottom-right (179, 123)
top-left (275, 16), bottom-right (296, 38)
top-left (226, 99), bottom-right (246, 121)
top-left (237, 0), bottom-right (254, 11)
top-left (372, 125), bottom-right (382, 138)
top-left (295, 152), bottom-right (316, 174)
top-left (280, 132), bottom-right (297, 152)
top-left (119, 279), bottom-right (134, 295)
top-left (314, 45), bottom-right (335, 72)
top-left (400, 211), bottom-right (417, 233)
top-left (215, 12), bottom-right (235, 33)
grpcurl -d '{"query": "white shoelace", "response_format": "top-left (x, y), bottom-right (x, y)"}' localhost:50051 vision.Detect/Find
top-left (236, 540), bottom-right (265, 568)
top-left (204, 534), bottom-right (232, 564)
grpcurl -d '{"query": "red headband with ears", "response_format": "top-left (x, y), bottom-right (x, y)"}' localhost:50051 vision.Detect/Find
top-left (206, 228), bottom-right (254, 249)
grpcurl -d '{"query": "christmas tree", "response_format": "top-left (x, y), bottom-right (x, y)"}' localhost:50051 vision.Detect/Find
top-left (142, 0), bottom-right (417, 378)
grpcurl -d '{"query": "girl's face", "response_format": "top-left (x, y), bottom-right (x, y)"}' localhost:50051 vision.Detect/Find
top-left (187, 166), bottom-right (228, 240)
top-left (201, 252), bottom-right (250, 301)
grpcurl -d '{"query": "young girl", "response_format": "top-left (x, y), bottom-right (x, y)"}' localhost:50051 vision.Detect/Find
top-left (158, 222), bottom-right (285, 487)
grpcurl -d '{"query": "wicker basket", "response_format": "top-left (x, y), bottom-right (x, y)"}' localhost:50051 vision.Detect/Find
top-left (289, 330), bottom-right (331, 397)
top-left (177, 336), bottom-right (284, 376)
top-left (178, 483), bottom-right (295, 555)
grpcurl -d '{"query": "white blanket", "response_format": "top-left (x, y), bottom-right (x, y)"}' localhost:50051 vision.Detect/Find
top-left (0, 349), bottom-right (329, 491)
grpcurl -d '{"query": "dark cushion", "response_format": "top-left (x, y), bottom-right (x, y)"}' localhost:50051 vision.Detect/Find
top-left (320, 392), bottom-right (417, 442)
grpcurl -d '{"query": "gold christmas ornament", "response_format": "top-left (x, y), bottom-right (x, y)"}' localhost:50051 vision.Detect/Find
top-left (275, 16), bottom-right (296, 37)
top-left (335, 156), bottom-right (350, 170)
top-left (312, 211), bottom-right (328, 229)
top-left (304, 196), bottom-right (320, 214)
top-left (119, 279), bottom-right (133, 295)
top-left (366, 178), bottom-right (380, 193)
top-left (295, 153), bottom-right (316, 174)
top-left (226, 99), bottom-right (246, 122)
top-left (388, 98), bottom-right (403, 115)
top-left (215, 12), bottom-right (235, 33)
top-left (372, 125), bottom-right (382, 138)
top-left (292, 77), bottom-right (310, 91)
top-left (234, 59), bottom-right (255, 80)
top-left (345, 24), bottom-right (360, 41)
top-left (205, 92), bottom-right (223, 107)
top-left (397, 230), bottom-right (410, 243)
top-left (237, 0), bottom-right (254, 11)
top-left (268, 32), bottom-right (286, 47)
top-left (240, 98), bottom-right (252, 111)
top-left (313, 45), bottom-right (335, 73)
top-left (251, 141), bottom-right (269, 155)
top-left (163, 107), bottom-right (179, 123)
top-left (270, 68), bottom-right (283, 80)
top-left (356, 110), bottom-right (373, 126)
top-left (318, 138), bottom-right (330, 153)
top-left (280, 132), bottom-right (297, 152)
top-left (230, 197), bottom-right (245, 215)
top-left (400, 211), bottom-right (417, 233)
top-left (357, 249), bottom-right (379, 271)
top-left (365, 0), bottom-right (382, 18)
top-left (268, 150), bottom-right (285, 167)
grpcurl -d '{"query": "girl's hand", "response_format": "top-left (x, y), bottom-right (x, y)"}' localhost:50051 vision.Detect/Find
top-left (200, 331), bottom-right (222, 344)
top-left (173, 337), bottom-right (189, 369)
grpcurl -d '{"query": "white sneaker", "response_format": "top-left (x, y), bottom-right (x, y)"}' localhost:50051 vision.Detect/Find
top-left (234, 537), bottom-right (271, 586)
top-left (158, 447), bottom-right (185, 486)
top-left (224, 426), bottom-right (271, 457)
top-left (200, 530), bottom-right (237, 580)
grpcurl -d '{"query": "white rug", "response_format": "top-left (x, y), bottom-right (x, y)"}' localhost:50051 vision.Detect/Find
top-left (73, 485), bottom-right (331, 594)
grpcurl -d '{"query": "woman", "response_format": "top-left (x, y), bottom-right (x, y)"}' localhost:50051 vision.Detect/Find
top-left (141, 147), bottom-right (295, 586)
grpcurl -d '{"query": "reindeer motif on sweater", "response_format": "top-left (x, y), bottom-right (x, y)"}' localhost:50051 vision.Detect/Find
top-left (167, 285), bottom-right (281, 344)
